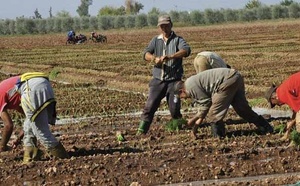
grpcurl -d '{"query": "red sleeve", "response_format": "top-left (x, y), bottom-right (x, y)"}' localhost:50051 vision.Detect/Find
top-left (277, 72), bottom-right (300, 112)
top-left (0, 76), bottom-right (22, 113)
top-left (0, 93), bottom-right (8, 113)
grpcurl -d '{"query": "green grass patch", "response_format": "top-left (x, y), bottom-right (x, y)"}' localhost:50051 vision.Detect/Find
top-left (165, 118), bottom-right (188, 132)
top-left (248, 97), bottom-right (265, 107)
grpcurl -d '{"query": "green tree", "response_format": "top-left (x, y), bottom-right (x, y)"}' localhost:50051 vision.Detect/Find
top-left (239, 9), bottom-right (257, 21)
top-left (288, 3), bottom-right (300, 18)
top-left (256, 6), bottom-right (272, 20)
top-left (124, 15), bottom-right (135, 28)
top-left (114, 16), bottom-right (126, 28)
top-left (15, 17), bottom-right (26, 34)
top-left (98, 6), bottom-right (126, 16)
top-left (271, 5), bottom-right (289, 19)
top-left (80, 16), bottom-right (90, 30)
top-left (190, 10), bottom-right (205, 25)
top-left (89, 16), bottom-right (98, 30)
top-left (125, 0), bottom-right (144, 15)
top-left (98, 16), bottom-right (115, 30)
top-left (77, 0), bottom-right (92, 17)
top-left (34, 8), bottom-right (42, 19)
top-left (46, 18), bottom-right (55, 32)
top-left (169, 10), bottom-right (180, 23)
top-left (8, 20), bottom-right (16, 34)
top-left (280, 0), bottom-right (294, 6)
top-left (223, 9), bottom-right (239, 22)
top-left (204, 9), bottom-right (219, 24)
top-left (135, 14), bottom-right (147, 28)
top-left (0, 21), bottom-right (5, 35)
top-left (49, 7), bottom-right (53, 18)
top-left (61, 17), bottom-right (74, 32)
top-left (148, 7), bottom-right (161, 16)
top-left (0, 19), bottom-right (14, 35)
top-left (73, 17), bottom-right (82, 31)
top-left (15, 18), bottom-right (37, 34)
top-left (178, 11), bottom-right (191, 24)
top-left (245, 0), bottom-right (262, 9)
top-left (53, 17), bottom-right (63, 32)
top-left (147, 14), bottom-right (158, 26)
top-left (36, 19), bottom-right (47, 33)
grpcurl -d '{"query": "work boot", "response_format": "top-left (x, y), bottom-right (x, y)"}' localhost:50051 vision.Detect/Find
top-left (47, 142), bottom-right (69, 159)
top-left (23, 146), bottom-right (43, 164)
top-left (211, 121), bottom-right (226, 138)
top-left (136, 121), bottom-right (151, 135)
top-left (254, 115), bottom-right (274, 134)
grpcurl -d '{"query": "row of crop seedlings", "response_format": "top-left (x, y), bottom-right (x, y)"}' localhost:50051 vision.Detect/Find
top-left (55, 85), bottom-right (145, 118)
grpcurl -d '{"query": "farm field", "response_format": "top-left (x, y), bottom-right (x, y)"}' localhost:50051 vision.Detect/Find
top-left (0, 19), bottom-right (300, 185)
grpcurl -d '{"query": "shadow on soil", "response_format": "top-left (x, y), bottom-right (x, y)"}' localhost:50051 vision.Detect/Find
top-left (68, 146), bottom-right (143, 157)
top-left (196, 116), bottom-right (291, 139)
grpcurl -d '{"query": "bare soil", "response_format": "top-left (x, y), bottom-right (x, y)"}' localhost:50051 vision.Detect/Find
top-left (1, 20), bottom-right (300, 186)
top-left (2, 112), bottom-right (300, 186)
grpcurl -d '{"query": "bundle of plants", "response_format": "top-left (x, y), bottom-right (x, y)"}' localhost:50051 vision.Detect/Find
top-left (290, 130), bottom-right (300, 146)
top-left (165, 118), bottom-right (187, 132)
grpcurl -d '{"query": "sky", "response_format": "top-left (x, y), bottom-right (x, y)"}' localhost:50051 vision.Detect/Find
top-left (0, 0), bottom-right (298, 19)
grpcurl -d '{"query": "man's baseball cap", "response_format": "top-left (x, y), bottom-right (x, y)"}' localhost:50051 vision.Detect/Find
top-left (264, 84), bottom-right (277, 108)
top-left (157, 15), bottom-right (172, 26)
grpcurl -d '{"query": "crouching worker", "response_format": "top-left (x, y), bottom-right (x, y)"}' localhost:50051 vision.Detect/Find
top-left (0, 72), bottom-right (69, 163)
top-left (193, 51), bottom-right (231, 73)
top-left (174, 68), bottom-right (274, 139)
top-left (265, 72), bottom-right (300, 146)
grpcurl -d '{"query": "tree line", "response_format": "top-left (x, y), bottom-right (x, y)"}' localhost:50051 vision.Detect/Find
top-left (0, 1), bottom-right (299, 35)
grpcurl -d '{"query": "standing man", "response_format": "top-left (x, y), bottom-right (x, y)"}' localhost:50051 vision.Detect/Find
top-left (193, 51), bottom-right (230, 73)
top-left (265, 72), bottom-right (300, 143)
top-left (0, 72), bottom-right (69, 163)
top-left (137, 15), bottom-right (191, 135)
top-left (174, 68), bottom-right (273, 138)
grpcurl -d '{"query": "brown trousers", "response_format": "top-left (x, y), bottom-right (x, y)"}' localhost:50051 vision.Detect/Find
top-left (207, 70), bottom-right (260, 124)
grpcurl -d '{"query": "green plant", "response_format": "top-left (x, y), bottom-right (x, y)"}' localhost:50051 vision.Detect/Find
top-left (116, 131), bottom-right (125, 142)
top-left (274, 124), bottom-right (286, 134)
top-left (248, 97), bottom-right (265, 107)
top-left (49, 69), bottom-right (60, 79)
top-left (165, 118), bottom-right (187, 132)
top-left (290, 130), bottom-right (300, 146)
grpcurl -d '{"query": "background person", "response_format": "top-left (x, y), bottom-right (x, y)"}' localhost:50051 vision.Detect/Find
top-left (174, 68), bottom-right (274, 139)
top-left (137, 15), bottom-right (191, 135)
top-left (0, 72), bottom-right (69, 163)
top-left (193, 51), bottom-right (230, 73)
top-left (67, 30), bottom-right (76, 41)
top-left (265, 71), bottom-right (300, 145)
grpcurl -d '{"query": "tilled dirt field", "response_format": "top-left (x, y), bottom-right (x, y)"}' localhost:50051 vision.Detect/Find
top-left (1, 20), bottom-right (300, 185)
top-left (1, 111), bottom-right (300, 186)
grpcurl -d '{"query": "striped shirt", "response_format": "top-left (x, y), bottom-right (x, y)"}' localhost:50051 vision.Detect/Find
top-left (143, 31), bottom-right (191, 81)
